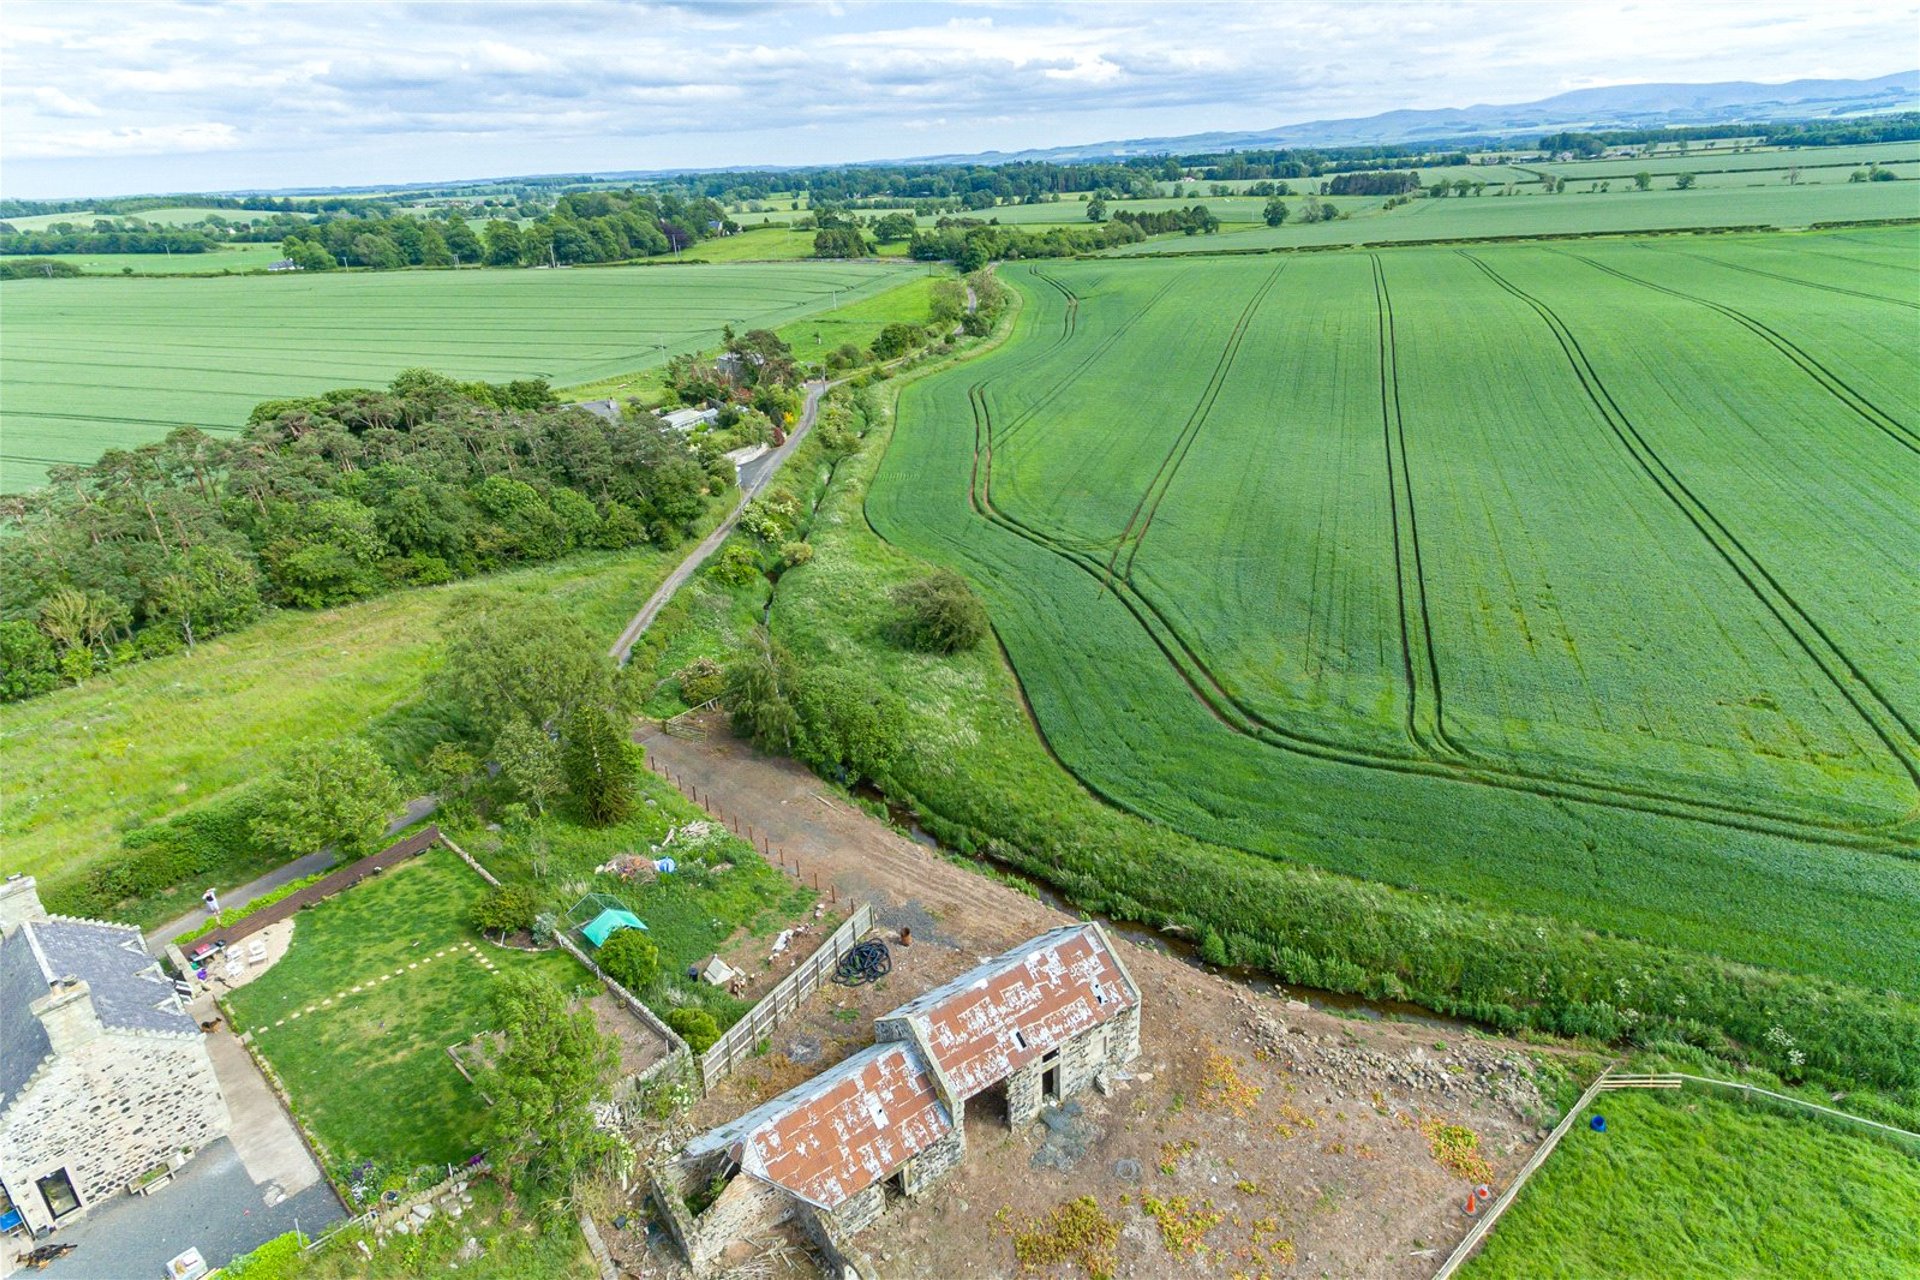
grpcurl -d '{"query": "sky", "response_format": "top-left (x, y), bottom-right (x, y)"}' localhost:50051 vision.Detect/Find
top-left (2, 1), bottom-right (1915, 199)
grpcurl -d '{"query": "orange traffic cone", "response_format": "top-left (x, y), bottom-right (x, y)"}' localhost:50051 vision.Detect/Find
top-left (1464, 1191), bottom-right (1480, 1215)
top-left (1476, 1184), bottom-right (1493, 1205)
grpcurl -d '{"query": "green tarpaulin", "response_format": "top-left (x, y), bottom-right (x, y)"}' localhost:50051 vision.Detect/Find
top-left (582, 908), bottom-right (646, 947)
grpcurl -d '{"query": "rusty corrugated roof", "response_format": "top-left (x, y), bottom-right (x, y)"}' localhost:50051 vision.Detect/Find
top-left (883, 924), bottom-right (1135, 1098)
top-left (686, 1042), bottom-right (951, 1210)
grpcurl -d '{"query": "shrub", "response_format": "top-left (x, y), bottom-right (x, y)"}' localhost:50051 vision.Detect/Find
top-left (471, 884), bottom-right (540, 939)
top-left (563, 703), bottom-right (638, 827)
top-left (707, 542), bottom-right (763, 587)
top-left (0, 620), bottom-right (60, 701)
top-left (667, 1007), bottom-right (722, 1053)
top-left (250, 737), bottom-right (404, 858)
top-left (675, 657), bottom-right (727, 706)
top-left (779, 541), bottom-right (815, 569)
top-left (890, 569), bottom-right (989, 654)
top-left (598, 927), bottom-right (659, 991)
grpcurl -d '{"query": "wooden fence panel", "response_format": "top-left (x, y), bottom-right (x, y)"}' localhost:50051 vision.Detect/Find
top-left (700, 903), bottom-right (873, 1089)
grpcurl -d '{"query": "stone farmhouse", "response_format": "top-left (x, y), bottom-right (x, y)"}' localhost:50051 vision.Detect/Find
top-left (0, 876), bottom-right (230, 1239)
top-left (654, 922), bottom-right (1140, 1273)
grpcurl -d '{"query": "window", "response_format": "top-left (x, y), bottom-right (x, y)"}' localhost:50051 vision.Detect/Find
top-left (37, 1170), bottom-right (79, 1220)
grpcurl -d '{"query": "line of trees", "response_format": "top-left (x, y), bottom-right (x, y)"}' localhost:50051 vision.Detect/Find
top-left (0, 372), bottom-right (728, 702)
top-left (276, 189), bottom-right (736, 271)
top-left (1540, 112), bottom-right (1920, 156)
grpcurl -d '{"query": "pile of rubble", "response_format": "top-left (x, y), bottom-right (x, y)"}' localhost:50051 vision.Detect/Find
top-left (1235, 997), bottom-right (1546, 1118)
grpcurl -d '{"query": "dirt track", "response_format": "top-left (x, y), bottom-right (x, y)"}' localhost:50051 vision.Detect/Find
top-left (634, 717), bottom-right (1566, 1279)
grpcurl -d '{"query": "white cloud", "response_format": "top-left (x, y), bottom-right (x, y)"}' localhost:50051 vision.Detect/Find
top-left (10, 121), bottom-right (240, 159)
top-left (0, 1), bottom-right (1911, 196)
top-left (29, 86), bottom-right (103, 117)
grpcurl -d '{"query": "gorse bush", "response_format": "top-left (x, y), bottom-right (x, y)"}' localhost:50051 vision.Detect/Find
top-left (890, 570), bottom-right (988, 654)
top-left (667, 1007), bottom-right (722, 1053)
top-left (597, 927), bottom-right (660, 991)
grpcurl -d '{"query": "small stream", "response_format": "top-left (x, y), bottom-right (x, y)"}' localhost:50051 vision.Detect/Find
top-left (855, 785), bottom-right (1469, 1032)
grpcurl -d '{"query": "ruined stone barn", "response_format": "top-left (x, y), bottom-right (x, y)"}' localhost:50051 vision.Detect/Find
top-left (0, 876), bottom-right (230, 1238)
top-left (652, 1041), bottom-right (961, 1271)
top-left (655, 922), bottom-right (1143, 1272)
top-left (875, 921), bottom-right (1142, 1128)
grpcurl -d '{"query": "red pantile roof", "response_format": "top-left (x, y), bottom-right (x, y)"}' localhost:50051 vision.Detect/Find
top-left (882, 924), bottom-right (1136, 1098)
top-left (688, 1042), bottom-right (951, 1210)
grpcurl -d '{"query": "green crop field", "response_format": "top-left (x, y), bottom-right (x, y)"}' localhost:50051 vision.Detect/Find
top-left (0, 205), bottom-right (314, 231)
top-left (1465, 1087), bottom-right (1920, 1279)
top-left (865, 228), bottom-right (1920, 993)
top-left (1528, 139), bottom-right (1920, 181)
top-left (1106, 179), bottom-right (1920, 253)
top-left (10, 245), bottom-right (291, 275)
top-left (0, 259), bottom-right (909, 490)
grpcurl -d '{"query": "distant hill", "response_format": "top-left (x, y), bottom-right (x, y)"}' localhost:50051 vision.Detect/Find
top-left (901, 71), bottom-right (1920, 164)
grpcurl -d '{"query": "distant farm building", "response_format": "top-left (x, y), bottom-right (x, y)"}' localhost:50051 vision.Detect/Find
top-left (662, 406), bottom-right (720, 433)
top-left (266, 258), bottom-right (300, 272)
top-left (653, 923), bottom-right (1140, 1273)
top-left (0, 876), bottom-right (230, 1238)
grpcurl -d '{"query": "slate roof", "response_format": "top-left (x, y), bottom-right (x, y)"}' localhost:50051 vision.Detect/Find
top-left (683, 1042), bottom-right (951, 1211)
top-left (878, 923), bottom-right (1137, 1099)
top-left (0, 917), bottom-right (196, 1115)
top-left (28, 918), bottom-right (194, 1036)
top-left (0, 927), bottom-right (52, 1109)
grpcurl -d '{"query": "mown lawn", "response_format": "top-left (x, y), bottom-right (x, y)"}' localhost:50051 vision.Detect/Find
top-left (224, 846), bottom-right (587, 1178)
top-left (1466, 1087), bottom-right (1920, 1279)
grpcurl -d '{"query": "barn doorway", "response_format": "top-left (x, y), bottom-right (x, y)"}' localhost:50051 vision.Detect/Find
top-left (1040, 1049), bottom-right (1062, 1102)
top-left (968, 1079), bottom-right (1011, 1131)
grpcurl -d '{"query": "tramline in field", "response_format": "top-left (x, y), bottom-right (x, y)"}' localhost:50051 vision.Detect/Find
top-left (868, 227), bottom-right (1920, 991)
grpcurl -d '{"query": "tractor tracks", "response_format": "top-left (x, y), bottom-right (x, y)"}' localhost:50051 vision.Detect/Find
top-left (1566, 250), bottom-right (1920, 455)
top-left (1373, 254), bottom-right (1472, 762)
top-left (951, 267), bottom-right (1914, 849)
top-left (1462, 250), bottom-right (1920, 800)
top-left (1101, 264), bottom-right (1285, 589)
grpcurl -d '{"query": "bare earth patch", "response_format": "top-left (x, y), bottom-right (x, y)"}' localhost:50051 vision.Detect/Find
top-left (627, 719), bottom-right (1569, 1278)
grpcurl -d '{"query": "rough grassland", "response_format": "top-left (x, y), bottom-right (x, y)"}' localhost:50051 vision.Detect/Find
top-left (0, 515), bottom-right (724, 910)
top-left (224, 847), bottom-right (586, 1172)
top-left (0, 260), bottom-right (908, 489)
top-left (1464, 1088), bottom-right (1920, 1279)
top-left (864, 230), bottom-right (1920, 992)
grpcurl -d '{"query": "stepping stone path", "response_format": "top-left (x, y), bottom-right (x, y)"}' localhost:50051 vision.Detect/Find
top-left (255, 940), bottom-right (509, 1032)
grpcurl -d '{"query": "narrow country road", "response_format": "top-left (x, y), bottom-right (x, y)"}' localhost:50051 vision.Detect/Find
top-left (609, 378), bottom-right (830, 662)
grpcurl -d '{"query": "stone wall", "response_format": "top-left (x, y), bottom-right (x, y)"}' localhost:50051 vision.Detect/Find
top-left (899, 1127), bottom-right (964, 1198)
top-left (797, 1202), bottom-right (880, 1280)
top-left (826, 1180), bottom-right (886, 1236)
top-left (0, 1031), bottom-right (229, 1234)
top-left (1111, 1004), bottom-right (1143, 1066)
top-left (649, 1156), bottom-right (796, 1273)
top-left (1007, 1061), bottom-right (1044, 1127)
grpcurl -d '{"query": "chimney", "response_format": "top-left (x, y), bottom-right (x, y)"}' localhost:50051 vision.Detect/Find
top-left (33, 978), bottom-right (102, 1054)
top-left (0, 874), bottom-right (47, 936)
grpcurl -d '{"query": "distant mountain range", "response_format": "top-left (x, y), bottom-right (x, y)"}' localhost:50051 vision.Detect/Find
top-left (897, 71), bottom-right (1920, 164)
top-left (217, 71), bottom-right (1919, 198)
